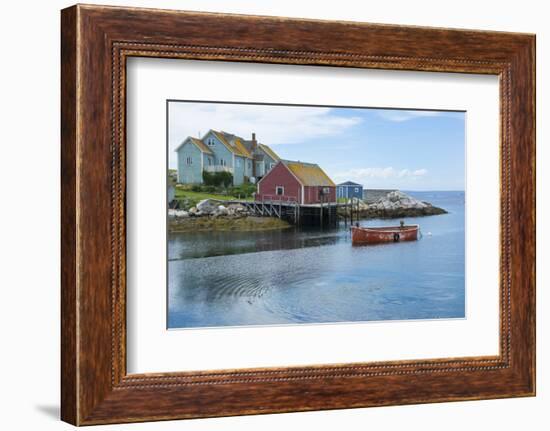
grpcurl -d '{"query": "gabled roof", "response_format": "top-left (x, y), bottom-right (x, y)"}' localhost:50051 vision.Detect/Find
top-left (281, 160), bottom-right (336, 187)
top-left (258, 143), bottom-right (280, 162)
top-left (233, 138), bottom-right (253, 159)
top-left (337, 181), bottom-right (363, 186)
top-left (211, 130), bottom-right (252, 158)
top-left (174, 137), bottom-right (213, 155)
top-left (190, 138), bottom-right (214, 155)
top-left (178, 129), bottom-right (280, 161)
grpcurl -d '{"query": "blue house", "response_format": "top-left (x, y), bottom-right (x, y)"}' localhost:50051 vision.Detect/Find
top-left (175, 130), bottom-right (279, 186)
top-left (336, 181), bottom-right (364, 200)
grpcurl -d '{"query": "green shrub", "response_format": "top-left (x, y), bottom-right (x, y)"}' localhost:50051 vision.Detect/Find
top-left (203, 185), bottom-right (218, 194)
top-left (218, 171), bottom-right (233, 188)
top-left (202, 170), bottom-right (233, 187)
top-left (202, 171), bottom-right (215, 186)
top-left (228, 183), bottom-right (256, 199)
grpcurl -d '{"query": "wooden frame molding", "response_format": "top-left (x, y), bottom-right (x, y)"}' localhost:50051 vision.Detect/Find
top-left (61, 4), bottom-right (535, 425)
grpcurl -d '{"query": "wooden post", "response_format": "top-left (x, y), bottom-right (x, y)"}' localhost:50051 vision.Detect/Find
top-left (346, 201), bottom-right (349, 226)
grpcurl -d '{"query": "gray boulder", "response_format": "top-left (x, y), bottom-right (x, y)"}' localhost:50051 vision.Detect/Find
top-left (168, 209), bottom-right (189, 218)
top-left (372, 191), bottom-right (428, 210)
top-left (227, 203), bottom-right (246, 212)
top-left (196, 199), bottom-right (220, 215)
top-left (215, 205), bottom-right (229, 216)
top-left (350, 197), bottom-right (369, 210)
top-left (226, 203), bottom-right (246, 217)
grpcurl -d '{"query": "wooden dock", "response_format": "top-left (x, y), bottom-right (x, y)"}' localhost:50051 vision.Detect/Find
top-left (225, 197), bottom-right (361, 227)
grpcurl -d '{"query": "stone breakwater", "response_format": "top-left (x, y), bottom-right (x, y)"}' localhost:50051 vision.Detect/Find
top-left (342, 190), bottom-right (447, 219)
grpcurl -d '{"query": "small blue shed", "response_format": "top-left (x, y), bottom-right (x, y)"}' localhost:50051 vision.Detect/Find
top-left (337, 181), bottom-right (364, 200)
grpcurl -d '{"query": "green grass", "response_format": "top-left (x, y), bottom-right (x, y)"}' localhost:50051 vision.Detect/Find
top-left (175, 189), bottom-right (234, 201)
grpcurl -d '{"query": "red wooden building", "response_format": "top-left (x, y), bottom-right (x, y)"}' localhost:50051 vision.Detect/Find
top-left (256, 160), bottom-right (336, 205)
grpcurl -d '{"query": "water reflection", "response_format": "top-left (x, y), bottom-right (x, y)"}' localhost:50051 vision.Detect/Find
top-left (169, 226), bottom-right (345, 260)
top-left (168, 191), bottom-right (466, 328)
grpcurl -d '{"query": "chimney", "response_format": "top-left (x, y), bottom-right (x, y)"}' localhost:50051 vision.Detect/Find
top-left (251, 132), bottom-right (257, 151)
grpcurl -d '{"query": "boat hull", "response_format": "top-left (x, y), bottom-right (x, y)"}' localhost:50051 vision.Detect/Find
top-left (351, 225), bottom-right (419, 245)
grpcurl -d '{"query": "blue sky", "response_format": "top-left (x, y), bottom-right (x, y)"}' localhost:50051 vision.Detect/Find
top-left (168, 102), bottom-right (465, 191)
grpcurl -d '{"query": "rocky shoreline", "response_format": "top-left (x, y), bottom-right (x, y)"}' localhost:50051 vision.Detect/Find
top-left (168, 191), bottom-right (447, 232)
top-left (168, 199), bottom-right (291, 232)
top-left (169, 215), bottom-right (291, 233)
top-left (169, 199), bottom-right (254, 220)
top-left (341, 190), bottom-right (447, 219)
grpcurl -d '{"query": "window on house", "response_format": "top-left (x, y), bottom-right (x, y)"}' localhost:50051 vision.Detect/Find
top-left (220, 159), bottom-right (226, 167)
top-left (207, 138), bottom-right (215, 146)
top-left (270, 163), bottom-right (275, 170)
top-left (354, 187), bottom-right (359, 192)
top-left (236, 158), bottom-right (241, 168)
top-left (208, 158), bottom-right (212, 165)
top-left (322, 187), bottom-right (330, 194)
top-left (276, 186), bottom-right (284, 195)
top-left (186, 156), bottom-right (192, 165)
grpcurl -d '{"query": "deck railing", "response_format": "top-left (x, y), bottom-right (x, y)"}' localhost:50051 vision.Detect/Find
top-left (255, 194), bottom-right (298, 204)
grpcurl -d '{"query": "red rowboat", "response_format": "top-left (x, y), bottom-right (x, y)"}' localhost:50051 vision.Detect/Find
top-left (351, 223), bottom-right (419, 245)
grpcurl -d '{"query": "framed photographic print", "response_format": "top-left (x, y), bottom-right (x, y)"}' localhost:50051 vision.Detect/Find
top-left (61, 4), bottom-right (535, 425)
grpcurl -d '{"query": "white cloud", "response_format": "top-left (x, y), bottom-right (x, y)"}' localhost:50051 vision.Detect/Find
top-left (333, 167), bottom-right (428, 185)
top-left (397, 168), bottom-right (428, 178)
top-left (412, 168), bottom-right (428, 176)
top-left (168, 102), bottom-right (361, 166)
top-left (376, 110), bottom-right (457, 122)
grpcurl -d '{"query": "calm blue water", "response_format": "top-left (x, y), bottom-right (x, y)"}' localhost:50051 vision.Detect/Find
top-left (168, 191), bottom-right (465, 328)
